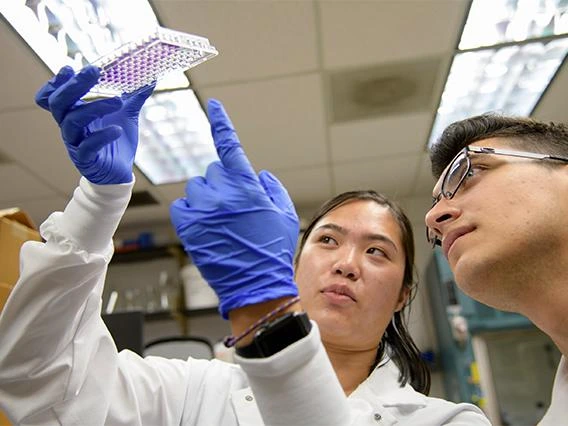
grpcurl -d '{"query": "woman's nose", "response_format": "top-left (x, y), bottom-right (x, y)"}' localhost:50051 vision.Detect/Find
top-left (333, 248), bottom-right (360, 281)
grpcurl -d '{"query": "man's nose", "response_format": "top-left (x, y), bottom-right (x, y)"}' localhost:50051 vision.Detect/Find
top-left (425, 199), bottom-right (460, 243)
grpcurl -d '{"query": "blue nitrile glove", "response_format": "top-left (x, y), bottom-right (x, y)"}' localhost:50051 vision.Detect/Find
top-left (170, 99), bottom-right (299, 319)
top-left (35, 65), bottom-right (154, 184)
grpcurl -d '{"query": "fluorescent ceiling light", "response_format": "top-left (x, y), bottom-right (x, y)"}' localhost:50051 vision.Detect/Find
top-left (1, 0), bottom-right (219, 185)
top-left (429, 38), bottom-right (568, 146)
top-left (460, 0), bottom-right (568, 50)
top-left (0, 0), bottom-right (189, 91)
top-left (429, 0), bottom-right (568, 147)
top-left (137, 90), bottom-right (218, 185)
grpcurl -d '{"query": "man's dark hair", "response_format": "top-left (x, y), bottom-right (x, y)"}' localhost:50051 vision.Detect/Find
top-left (295, 190), bottom-right (430, 395)
top-left (430, 113), bottom-right (568, 178)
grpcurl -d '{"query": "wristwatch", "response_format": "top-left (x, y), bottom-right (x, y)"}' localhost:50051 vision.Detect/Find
top-left (235, 311), bottom-right (312, 358)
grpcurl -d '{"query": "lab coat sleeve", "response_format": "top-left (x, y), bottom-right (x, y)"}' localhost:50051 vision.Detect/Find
top-left (0, 177), bottom-right (190, 425)
top-left (0, 177), bottom-right (133, 424)
top-left (235, 322), bottom-right (352, 426)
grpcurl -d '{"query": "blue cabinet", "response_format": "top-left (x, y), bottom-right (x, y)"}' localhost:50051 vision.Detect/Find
top-left (430, 248), bottom-right (532, 334)
top-left (425, 248), bottom-right (532, 406)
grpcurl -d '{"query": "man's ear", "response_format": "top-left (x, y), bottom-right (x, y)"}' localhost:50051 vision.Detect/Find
top-left (395, 285), bottom-right (411, 312)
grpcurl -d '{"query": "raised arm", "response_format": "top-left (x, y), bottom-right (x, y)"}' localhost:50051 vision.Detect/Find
top-left (170, 100), bottom-right (351, 425)
top-left (0, 66), bottom-right (157, 424)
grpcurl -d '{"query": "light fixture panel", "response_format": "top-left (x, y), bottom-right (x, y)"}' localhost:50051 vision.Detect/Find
top-left (136, 90), bottom-right (218, 185)
top-left (460, 0), bottom-right (568, 50)
top-left (429, 38), bottom-right (568, 147)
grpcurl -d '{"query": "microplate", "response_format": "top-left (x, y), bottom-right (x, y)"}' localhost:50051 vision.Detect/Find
top-left (89, 26), bottom-right (218, 96)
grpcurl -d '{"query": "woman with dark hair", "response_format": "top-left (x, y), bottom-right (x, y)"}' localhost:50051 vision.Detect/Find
top-left (294, 190), bottom-right (430, 396)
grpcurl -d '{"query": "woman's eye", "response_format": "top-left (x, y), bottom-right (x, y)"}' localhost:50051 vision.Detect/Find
top-left (318, 235), bottom-right (337, 245)
top-left (367, 247), bottom-right (386, 257)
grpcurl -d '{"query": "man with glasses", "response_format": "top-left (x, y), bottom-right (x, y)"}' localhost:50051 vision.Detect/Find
top-left (425, 113), bottom-right (568, 424)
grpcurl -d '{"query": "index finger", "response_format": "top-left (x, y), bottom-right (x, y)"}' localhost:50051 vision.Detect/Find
top-left (49, 65), bottom-right (101, 124)
top-left (35, 66), bottom-right (75, 110)
top-left (207, 99), bottom-right (255, 176)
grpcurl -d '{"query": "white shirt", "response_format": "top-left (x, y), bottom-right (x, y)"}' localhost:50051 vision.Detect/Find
top-left (539, 356), bottom-right (567, 425)
top-left (0, 178), bottom-right (490, 425)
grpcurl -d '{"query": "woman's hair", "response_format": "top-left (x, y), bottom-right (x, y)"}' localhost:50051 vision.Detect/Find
top-left (294, 190), bottom-right (430, 394)
top-left (430, 113), bottom-right (568, 178)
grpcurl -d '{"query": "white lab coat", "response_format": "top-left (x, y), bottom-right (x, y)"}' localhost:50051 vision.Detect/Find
top-left (539, 356), bottom-right (567, 425)
top-left (0, 178), bottom-right (490, 425)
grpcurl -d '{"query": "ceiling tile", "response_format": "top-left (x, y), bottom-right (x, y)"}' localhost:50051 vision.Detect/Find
top-left (0, 109), bottom-right (81, 196)
top-left (271, 165), bottom-right (334, 208)
top-left (411, 152), bottom-right (437, 197)
top-left (2, 195), bottom-right (69, 230)
top-left (153, 0), bottom-right (319, 85)
top-left (533, 61), bottom-right (568, 123)
top-left (154, 182), bottom-right (187, 207)
top-left (333, 153), bottom-right (421, 198)
top-left (319, 0), bottom-right (468, 69)
top-left (0, 19), bottom-right (52, 111)
top-left (328, 56), bottom-right (443, 123)
top-left (0, 163), bottom-right (57, 202)
top-left (199, 74), bottom-right (328, 171)
top-left (330, 111), bottom-right (432, 162)
top-left (398, 194), bottom-right (434, 229)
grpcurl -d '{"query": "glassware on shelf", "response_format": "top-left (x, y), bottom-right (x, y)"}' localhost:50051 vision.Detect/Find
top-left (124, 288), bottom-right (144, 311)
top-left (145, 284), bottom-right (160, 313)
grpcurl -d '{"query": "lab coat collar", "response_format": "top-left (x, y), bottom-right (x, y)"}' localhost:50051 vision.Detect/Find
top-left (351, 358), bottom-right (428, 408)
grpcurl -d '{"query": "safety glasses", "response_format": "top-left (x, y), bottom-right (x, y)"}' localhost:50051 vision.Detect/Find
top-left (426, 145), bottom-right (568, 247)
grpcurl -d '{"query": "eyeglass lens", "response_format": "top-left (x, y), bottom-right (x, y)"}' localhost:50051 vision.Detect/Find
top-left (442, 150), bottom-right (469, 199)
top-left (427, 149), bottom-right (470, 246)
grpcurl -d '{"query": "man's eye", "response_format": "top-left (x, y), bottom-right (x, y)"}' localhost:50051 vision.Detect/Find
top-left (467, 164), bottom-right (486, 177)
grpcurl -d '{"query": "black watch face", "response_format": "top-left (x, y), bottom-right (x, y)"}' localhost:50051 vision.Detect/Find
top-left (236, 312), bottom-right (311, 358)
top-left (257, 313), bottom-right (311, 356)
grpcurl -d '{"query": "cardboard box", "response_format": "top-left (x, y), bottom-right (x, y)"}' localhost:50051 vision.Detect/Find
top-left (0, 409), bottom-right (11, 425)
top-left (0, 210), bottom-right (39, 424)
top-left (0, 209), bottom-right (40, 426)
top-left (0, 282), bottom-right (13, 312)
top-left (0, 208), bottom-right (41, 287)
top-left (0, 208), bottom-right (42, 316)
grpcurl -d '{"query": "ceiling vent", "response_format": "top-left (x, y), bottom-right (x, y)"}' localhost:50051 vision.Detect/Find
top-left (0, 150), bottom-right (12, 164)
top-left (127, 190), bottom-right (160, 208)
top-left (329, 56), bottom-right (442, 123)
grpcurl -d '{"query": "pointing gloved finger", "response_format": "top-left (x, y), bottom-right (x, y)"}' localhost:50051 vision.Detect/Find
top-left (258, 170), bottom-right (296, 216)
top-left (74, 126), bottom-right (122, 163)
top-left (49, 65), bottom-right (101, 124)
top-left (207, 99), bottom-right (255, 177)
top-left (35, 66), bottom-right (75, 110)
top-left (61, 97), bottom-right (123, 146)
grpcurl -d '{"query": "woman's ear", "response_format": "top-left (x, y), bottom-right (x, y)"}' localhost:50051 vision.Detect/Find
top-left (394, 285), bottom-right (411, 312)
